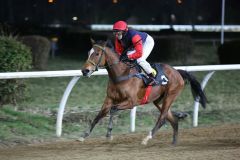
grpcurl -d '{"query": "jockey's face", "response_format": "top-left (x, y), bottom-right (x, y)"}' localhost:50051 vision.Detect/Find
top-left (113, 31), bottom-right (124, 40)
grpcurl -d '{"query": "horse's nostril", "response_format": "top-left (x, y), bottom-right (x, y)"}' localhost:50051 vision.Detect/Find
top-left (82, 69), bottom-right (90, 76)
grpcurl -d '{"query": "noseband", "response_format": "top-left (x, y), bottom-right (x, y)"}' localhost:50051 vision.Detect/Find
top-left (86, 44), bottom-right (106, 71)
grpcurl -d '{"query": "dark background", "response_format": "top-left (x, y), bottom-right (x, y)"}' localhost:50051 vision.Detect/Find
top-left (0, 0), bottom-right (240, 60)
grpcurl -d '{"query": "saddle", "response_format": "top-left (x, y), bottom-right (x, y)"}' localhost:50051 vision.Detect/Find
top-left (116, 58), bottom-right (168, 86)
top-left (135, 63), bottom-right (169, 86)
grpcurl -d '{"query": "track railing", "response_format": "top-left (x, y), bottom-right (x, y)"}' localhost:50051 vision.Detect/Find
top-left (0, 64), bottom-right (240, 137)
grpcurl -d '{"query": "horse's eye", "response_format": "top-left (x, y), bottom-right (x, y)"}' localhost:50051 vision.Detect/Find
top-left (95, 52), bottom-right (100, 56)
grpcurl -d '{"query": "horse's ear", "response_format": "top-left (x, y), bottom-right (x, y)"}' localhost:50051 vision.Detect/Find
top-left (105, 39), bottom-right (112, 48)
top-left (90, 38), bottom-right (95, 44)
top-left (104, 39), bottom-right (109, 46)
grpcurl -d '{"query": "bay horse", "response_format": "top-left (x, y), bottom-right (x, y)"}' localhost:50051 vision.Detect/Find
top-left (81, 39), bottom-right (207, 145)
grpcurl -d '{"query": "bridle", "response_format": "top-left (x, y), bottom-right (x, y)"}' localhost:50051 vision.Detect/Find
top-left (86, 44), bottom-right (105, 71)
top-left (87, 44), bottom-right (120, 71)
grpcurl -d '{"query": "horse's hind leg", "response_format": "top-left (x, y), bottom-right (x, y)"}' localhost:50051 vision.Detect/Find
top-left (152, 101), bottom-right (178, 144)
top-left (166, 109), bottom-right (178, 145)
top-left (142, 93), bottom-right (179, 145)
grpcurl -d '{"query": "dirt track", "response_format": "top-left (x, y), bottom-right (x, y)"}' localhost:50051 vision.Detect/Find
top-left (0, 124), bottom-right (240, 160)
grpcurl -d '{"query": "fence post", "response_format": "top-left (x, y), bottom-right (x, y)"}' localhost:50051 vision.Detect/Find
top-left (193, 71), bottom-right (215, 127)
top-left (130, 107), bottom-right (137, 132)
top-left (56, 76), bottom-right (80, 137)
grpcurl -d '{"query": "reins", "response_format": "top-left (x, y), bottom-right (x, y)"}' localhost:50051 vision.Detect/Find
top-left (93, 44), bottom-right (137, 68)
top-left (89, 44), bottom-right (139, 83)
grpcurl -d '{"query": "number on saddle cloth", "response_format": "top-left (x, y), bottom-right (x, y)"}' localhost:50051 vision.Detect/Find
top-left (151, 63), bottom-right (169, 85)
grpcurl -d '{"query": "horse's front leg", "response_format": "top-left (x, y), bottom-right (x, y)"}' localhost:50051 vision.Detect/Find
top-left (105, 100), bottom-right (133, 140)
top-left (79, 98), bottom-right (112, 141)
top-left (106, 106), bottom-right (119, 140)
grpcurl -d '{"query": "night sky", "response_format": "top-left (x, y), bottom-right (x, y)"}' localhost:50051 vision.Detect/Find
top-left (0, 0), bottom-right (240, 27)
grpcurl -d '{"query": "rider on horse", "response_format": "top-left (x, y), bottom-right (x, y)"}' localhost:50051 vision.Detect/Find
top-left (112, 20), bottom-right (158, 85)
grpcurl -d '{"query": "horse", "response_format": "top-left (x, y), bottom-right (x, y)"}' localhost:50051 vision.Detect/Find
top-left (81, 39), bottom-right (207, 145)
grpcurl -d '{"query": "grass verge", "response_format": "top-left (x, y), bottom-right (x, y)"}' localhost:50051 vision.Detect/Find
top-left (0, 43), bottom-right (239, 144)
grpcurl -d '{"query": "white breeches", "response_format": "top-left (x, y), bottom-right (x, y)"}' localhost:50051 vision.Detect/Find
top-left (127, 35), bottom-right (154, 74)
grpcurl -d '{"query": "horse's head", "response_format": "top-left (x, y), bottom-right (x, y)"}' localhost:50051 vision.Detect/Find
top-left (82, 38), bottom-right (132, 78)
top-left (82, 39), bottom-right (109, 77)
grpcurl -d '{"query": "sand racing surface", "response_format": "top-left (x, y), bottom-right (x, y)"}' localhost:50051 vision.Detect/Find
top-left (0, 124), bottom-right (240, 160)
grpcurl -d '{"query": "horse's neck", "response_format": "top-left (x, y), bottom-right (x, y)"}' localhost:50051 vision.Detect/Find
top-left (105, 48), bottom-right (131, 78)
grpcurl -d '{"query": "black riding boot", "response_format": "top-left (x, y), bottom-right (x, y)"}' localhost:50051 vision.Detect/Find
top-left (147, 73), bottom-right (158, 85)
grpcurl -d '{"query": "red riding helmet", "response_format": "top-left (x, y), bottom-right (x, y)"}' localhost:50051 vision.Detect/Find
top-left (113, 21), bottom-right (128, 31)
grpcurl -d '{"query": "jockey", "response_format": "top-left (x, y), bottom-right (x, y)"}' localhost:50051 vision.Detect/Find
top-left (112, 20), bottom-right (158, 85)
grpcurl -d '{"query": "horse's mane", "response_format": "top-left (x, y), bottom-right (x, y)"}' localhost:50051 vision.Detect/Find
top-left (106, 39), bottom-right (114, 49)
top-left (95, 39), bottom-right (115, 51)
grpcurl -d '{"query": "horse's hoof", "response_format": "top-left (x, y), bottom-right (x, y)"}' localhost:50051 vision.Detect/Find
top-left (172, 141), bottom-right (177, 146)
top-left (141, 138), bottom-right (148, 145)
top-left (141, 136), bottom-right (151, 145)
top-left (141, 131), bottom-right (152, 145)
top-left (77, 137), bottom-right (85, 142)
top-left (83, 132), bottom-right (90, 138)
top-left (106, 136), bottom-right (113, 141)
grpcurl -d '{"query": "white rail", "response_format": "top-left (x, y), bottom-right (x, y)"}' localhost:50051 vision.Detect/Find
top-left (0, 64), bottom-right (240, 136)
top-left (1, 64), bottom-right (240, 79)
top-left (91, 24), bottom-right (240, 32)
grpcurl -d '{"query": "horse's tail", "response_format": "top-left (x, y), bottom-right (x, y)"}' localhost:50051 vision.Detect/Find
top-left (177, 69), bottom-right (207, 108)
